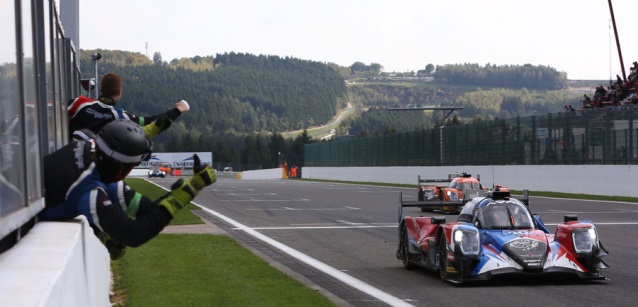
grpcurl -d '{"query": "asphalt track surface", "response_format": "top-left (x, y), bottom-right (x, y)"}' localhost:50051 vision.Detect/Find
top-left (150, 178), bottom-right (638, 307)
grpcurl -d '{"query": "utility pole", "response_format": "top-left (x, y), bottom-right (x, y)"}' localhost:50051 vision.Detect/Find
top-left (91, 53), bottom-right (102, 98)
top-left (608, 0), bottom-right (626, 82)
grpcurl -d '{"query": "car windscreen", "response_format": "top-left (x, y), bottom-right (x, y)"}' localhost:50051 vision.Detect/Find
top-left (450, 179), bottom-right (481, 190)
top-left (476, 201), bottom-right (533, 230)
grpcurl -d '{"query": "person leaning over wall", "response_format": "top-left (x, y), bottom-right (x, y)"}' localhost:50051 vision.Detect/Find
top-left (39, 119), bottom-right (216, 259)
top-left (68, 72), bottom-right (190, 139)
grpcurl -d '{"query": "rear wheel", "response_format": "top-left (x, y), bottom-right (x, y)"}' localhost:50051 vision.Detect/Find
top-left (400, 224), bottom-right (415, 270)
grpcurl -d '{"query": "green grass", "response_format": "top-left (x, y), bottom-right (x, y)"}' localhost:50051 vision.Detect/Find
top-left (113, 235), bottom-right (334, 307)
top-left (115, 178), bottom-right (335, 306)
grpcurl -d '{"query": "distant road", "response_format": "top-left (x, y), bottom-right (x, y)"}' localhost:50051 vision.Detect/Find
top-left (282, 102), bottom-right (353, 139)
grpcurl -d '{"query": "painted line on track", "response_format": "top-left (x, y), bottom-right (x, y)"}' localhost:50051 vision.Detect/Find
top-left (544, 222), bottom-right (638, 226)
top-left (245, 206), bottom-right (360, 211)
top-left (192, 203), bottom-right (413, 307)
top-left (145, 179), bottom-right (413, 306)
top-left (234, 225), bottom-right (397, 230)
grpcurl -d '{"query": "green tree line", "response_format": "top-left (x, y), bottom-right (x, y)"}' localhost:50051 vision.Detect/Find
top-left (340, 84), bottom-right (581, 136)
top-left (434, 63), bottom-right (568, 90)
top-left (79, 50), bottom-right (343, 169)
top-left (75, 50), bottom-right (581, 168)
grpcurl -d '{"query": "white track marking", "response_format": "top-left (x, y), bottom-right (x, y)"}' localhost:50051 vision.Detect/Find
top-left (144, 179), bottom-right (414, 306)
top-left (193, 202), bottom-right (414, 307)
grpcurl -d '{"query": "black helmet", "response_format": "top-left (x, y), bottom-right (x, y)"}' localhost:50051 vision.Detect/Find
top-left (95, 119), bottom-right (152, 182)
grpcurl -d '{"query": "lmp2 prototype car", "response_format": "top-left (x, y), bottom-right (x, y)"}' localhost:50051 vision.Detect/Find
top-left (396, 190), bottom-right (609, 284)
top-left (417, 173), bottom-right (490, 213)
top-left (148, 168), bottom-right (166, 178)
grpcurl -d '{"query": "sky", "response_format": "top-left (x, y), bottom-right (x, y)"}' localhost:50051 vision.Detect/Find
top-left (77, 0), bottom-right (638, 80)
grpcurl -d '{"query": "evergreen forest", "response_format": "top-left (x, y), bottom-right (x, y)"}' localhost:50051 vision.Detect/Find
top-left (76, 50), bottom-right (590, 170)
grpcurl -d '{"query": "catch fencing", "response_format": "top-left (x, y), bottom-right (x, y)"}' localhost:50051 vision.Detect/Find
top-left (305, 107), bottom-right (638, 166)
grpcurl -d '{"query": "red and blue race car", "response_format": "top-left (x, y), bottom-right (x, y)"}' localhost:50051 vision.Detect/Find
top-left (396, 190), bottom-right (609, 284)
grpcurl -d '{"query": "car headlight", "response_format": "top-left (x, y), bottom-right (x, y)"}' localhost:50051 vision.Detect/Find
top-left (447, 190), bottom-right (458, 201)
top-left (572, 227), bottom-right (597, 253)
top-left (453, 228), bottom-right (480, 255)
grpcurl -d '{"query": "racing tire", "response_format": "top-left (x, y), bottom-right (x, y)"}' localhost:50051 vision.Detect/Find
top-left (438, 233), bottom-right (448, 281)
top-left (400, 224), bottom-right (415, 270)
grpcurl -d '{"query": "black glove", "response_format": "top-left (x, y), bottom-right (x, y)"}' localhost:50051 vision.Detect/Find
top-left (97, 231), bottom-right (126, 260)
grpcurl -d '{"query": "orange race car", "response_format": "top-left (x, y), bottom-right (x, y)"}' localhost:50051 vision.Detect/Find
top-left (158, 162), bottom-right (173, 176)
top-left (417, 173), bottom-right (499, 213)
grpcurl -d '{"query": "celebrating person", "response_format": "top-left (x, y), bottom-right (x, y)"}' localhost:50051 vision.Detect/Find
top-left (39, 119), bottom-right (216, 259)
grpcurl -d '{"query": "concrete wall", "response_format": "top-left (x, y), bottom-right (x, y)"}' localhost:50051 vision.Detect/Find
top-left (302, 165), bottom-right (638, 198)
top-left (0, 216), bottom-right (110, 307)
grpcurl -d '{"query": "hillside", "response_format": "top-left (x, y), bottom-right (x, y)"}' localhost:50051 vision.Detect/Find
top-left (339, 81), bottom-right (584, 137)
top-left (80, 50), bottom-right (348, 133)
top-left (77, 50), bottom-right (589, 167)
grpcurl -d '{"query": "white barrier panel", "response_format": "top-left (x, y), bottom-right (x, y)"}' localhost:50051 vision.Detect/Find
top-left (0, 216), bottom-right (110, 307)
top-left (302, 165), bottom-right (638, 198)
top-left (241, 168), bottom-right (285, 180)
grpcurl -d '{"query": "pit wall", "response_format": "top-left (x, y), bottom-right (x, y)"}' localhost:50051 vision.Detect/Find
top-left (0, 216), bottom-right (110, 306)
top-left (302, 165), bottom-right (638, 198)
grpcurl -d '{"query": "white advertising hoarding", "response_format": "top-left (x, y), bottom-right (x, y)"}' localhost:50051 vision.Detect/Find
top-left (137, 152), bottom-right (212, 169)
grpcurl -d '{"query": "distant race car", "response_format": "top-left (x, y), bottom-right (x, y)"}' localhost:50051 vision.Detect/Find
top-left (417, 173), bottom-right (491, 213)
top-left (397, 190), bottom-right (609, 284)
top-left (148, 169), bottom-right (166, 178)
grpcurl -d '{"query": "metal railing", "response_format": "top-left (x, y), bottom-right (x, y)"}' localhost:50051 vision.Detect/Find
top-left (305, 106), bottom-right (638, 166)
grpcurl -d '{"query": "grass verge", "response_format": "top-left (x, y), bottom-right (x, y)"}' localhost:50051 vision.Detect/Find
top-left (112, 234), bottom-right (334, 307)
top-left (299, 178), bottom-right (638, 203)
top-left (114, 178), bottom-right (335, 306)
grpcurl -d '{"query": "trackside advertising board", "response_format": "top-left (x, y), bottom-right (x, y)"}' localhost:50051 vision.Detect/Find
top-left (137, 152), bottom-right (213, 169)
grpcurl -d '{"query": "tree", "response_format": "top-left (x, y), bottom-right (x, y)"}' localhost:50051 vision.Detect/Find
top-left (153, 52), bottom-right (164, 66)
top-left (350, 62), bottom-right (367, 75)
top-left (369, 63), bottom-right (383, 75)
top-left (425, 64), bottom-right (435, 75)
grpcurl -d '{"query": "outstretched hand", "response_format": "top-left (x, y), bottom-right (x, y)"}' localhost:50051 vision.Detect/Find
top-left (191, 154), bottom-right (216, 189)
top-left (158, 154), bottom-right (215, 218)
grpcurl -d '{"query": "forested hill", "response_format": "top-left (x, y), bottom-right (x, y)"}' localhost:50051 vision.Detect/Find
top-left (434, 63), bottom-right (568, 90)
top-left (74, 50), bottom-right (584, 167)
top-left (79, 50), bottom-right (348, 133)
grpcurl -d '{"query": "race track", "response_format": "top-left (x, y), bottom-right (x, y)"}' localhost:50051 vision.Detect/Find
top-left (150, 178), bottom-right (638, 307)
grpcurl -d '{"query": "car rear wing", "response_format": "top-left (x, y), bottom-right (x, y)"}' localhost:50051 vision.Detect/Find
top-left (397, 189), bottom-right (483, 223)
top-left (417, 175), bottom-right (451, 185)
top-left (417, 173), bottom-right (480, 185)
